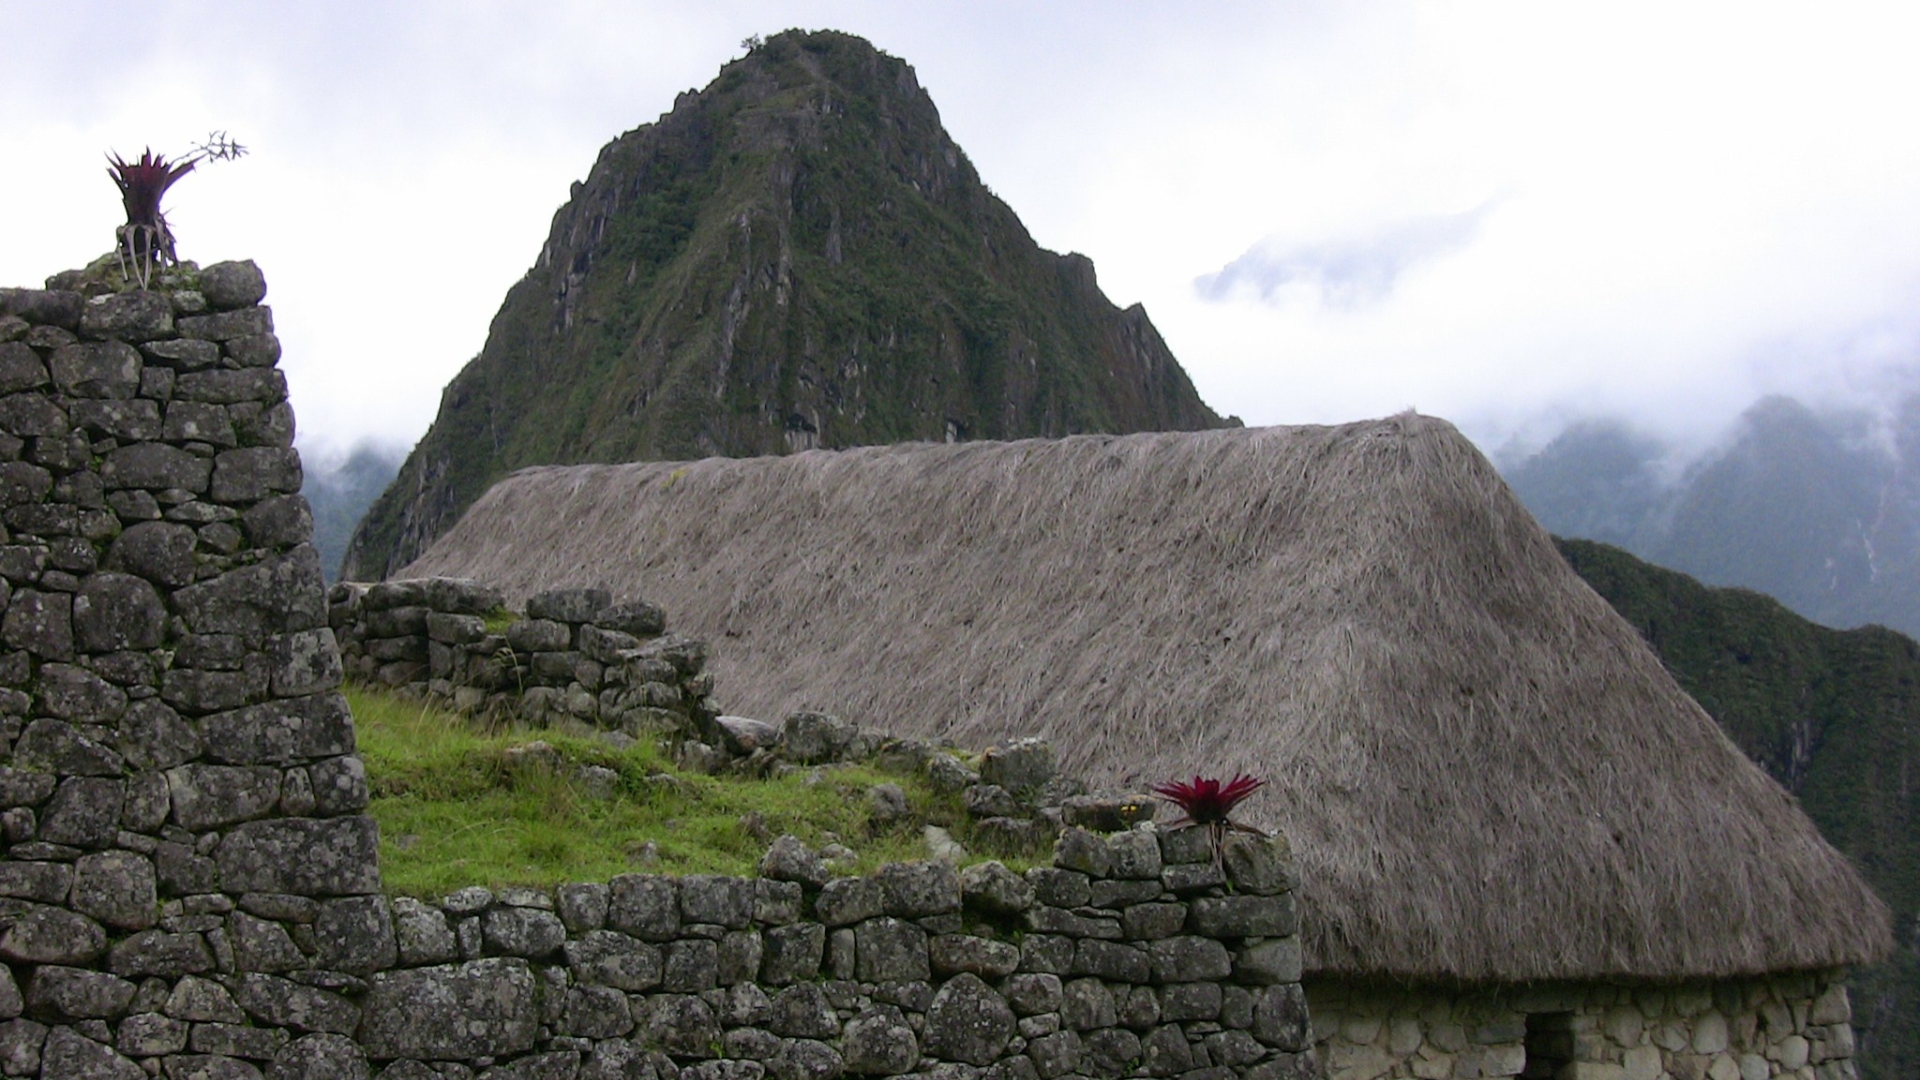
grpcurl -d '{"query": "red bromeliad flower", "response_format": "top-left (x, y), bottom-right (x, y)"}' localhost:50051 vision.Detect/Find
top-left (1153, 773), bottom-right (1266, 828)
top-left (105, 133), bottom-right (246, 287)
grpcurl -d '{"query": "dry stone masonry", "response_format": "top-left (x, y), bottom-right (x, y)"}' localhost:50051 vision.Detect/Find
top-left (331, 587), bottom-right (1152, 846)
top-left (1306, 972), bottom-right (1859, 1080)
top-left (0, 259), bottom-right (1870, 1080)
top-left (0, 262), bottom-right (1316, 1079)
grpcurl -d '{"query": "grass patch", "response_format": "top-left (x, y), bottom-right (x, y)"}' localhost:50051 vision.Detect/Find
top-left (350, 683), bottom-right (1029, 897)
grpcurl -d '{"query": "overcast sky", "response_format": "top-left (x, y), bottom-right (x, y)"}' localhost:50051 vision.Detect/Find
top-left (5, 1), bottom-right (1918, 469)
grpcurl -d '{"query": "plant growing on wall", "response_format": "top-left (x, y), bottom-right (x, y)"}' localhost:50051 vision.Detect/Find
top-left (1154, 772), bottom-right (1267, 863)
top-left (107, 131), bottom-right (247, 288)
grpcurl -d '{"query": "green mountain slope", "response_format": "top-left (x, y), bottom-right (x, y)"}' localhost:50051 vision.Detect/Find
top-left (343, 29), bottom-right (1226, 579)
top-left (1559, 537), bottom-right (1919, 1079)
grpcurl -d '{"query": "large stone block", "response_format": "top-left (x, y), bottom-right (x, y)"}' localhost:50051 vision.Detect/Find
top-left (1188, 894), bottom-right (1297, 938)
top-left (178, 306), bottom-right (274, 342)
top-left (38, 777), bottom-right (124, 848)
top-left (923, 973), bottom-right (1016, 1065)
top-left (38, 1025), bottom-right (144, 1079)
top-left (167, 764), bottom-right (282, 830)
top-left (0, 906), bottom-right (106, 964)
top-left (14, 718), bottom-right (124, 776)
top-left (100, 442), bottom-right (211, 492)
top-left (842, 1006), bottom-right (919, 1075)
top-left (234, 973), bottom-right (360, 1035)
top-left (105, 520), bottom-right (199, 588)
top-left (51, 340), bottom-right (142, 398)
top-left (215, 815), bottom-right (382, 896)
top-left (358, 958), bottom-right (539, 1059)
top-left (173, 545), bottom-right (326, 638)
top-left (210, 446), bottom-right (302, 503)
top-left (69, 850), bottom-right (157, 931)
top-left (607, 874), bottom-right (680, 941)
top-left (0, 342), bottom-right (48, 395)
top-left (855, 917), bottom-right (930, 983)
top-left (680, 874), bottom-right (755, 928)
top-left (2, 589), bottom-right (72, 660)
top-left (200, 261), bottom-right (269, 310)
top-left (564, 929), bottom-right (663, 991)
top-left (71, 572), bottom-right (166, 652)
top-left (314, 895), bottom-right (398, 973)
top-left (199, 692), bottom-right (356, 765)
top-left (879, 860), bottom-right (962, 917)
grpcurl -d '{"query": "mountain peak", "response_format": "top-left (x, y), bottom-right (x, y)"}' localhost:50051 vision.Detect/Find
top-left (343, 31), bottom-right (1224, 579)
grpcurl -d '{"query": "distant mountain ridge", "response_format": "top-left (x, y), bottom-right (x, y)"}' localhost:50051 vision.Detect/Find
top-left (1505, 393), bottom-right (1920, 638)
top-left (1558, 538), bottom-right (1919, 1079)
top-left (342, 29), bottom-right (1226, 580)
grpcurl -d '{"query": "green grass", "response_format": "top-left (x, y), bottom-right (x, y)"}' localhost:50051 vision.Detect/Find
top-left (350, 683), bottom-right (1028, 898)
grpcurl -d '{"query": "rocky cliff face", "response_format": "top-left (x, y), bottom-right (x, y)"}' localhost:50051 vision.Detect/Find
top-left (343, 29), bottom-right (1227, 579)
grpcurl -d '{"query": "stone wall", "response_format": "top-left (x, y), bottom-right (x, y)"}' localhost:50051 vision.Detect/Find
top-left (1306, 972), bottom-right (1858, 1080)
top-left (329, 584), bottom-right (1154, 846)
top-left (0, 264), bottom-right (1316, 1078)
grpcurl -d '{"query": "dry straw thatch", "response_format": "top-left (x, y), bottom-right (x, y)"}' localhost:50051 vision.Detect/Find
top-left (405, 414), bottom-right (1891, 982)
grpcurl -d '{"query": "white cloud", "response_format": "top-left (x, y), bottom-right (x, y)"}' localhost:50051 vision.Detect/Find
top-left (4, 1), bottom-right (1919, 465)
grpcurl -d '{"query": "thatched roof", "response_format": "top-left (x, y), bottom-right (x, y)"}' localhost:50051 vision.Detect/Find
top-left (403, 414), bottom-right (1891, 982)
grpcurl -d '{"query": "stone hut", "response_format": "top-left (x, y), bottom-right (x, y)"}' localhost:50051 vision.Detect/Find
top-left (405, 418), bottom-right (1894, 1079)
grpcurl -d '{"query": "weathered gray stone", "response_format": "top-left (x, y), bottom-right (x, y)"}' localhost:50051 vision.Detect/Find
top-left (644, 993), bottom-right (719, 1057)
top-left (817, 877), bottom-right (885, 927)
top-left (1024, 906), bottom-right (1120, 940)
top-left (26, 965), bottom-right (136, 1018)
top-left (38, 777), bottom-right (123, 848)
top-left (105, 929), bottom-right (214, 979)
top-left (843, 1006), bottom-right (919, 1075)
top-left (0, 906), bottom-right (105, 965)
top-left (0, 342), bottom-right (47, 395)
top-left (1250, 984), bottom-right (1310, 1051)
top-left (770, 1038), bottom-right (844, 1080)
top-left (0, 860), bottom-right (71, 903)
top-left (178, 305), bottom-right (273, 342)
top-left (1074, 939), bottom-right (1151, 983)
top-left (241, 494), bottom-right (310, 549)
top-left (680, 874), bottom-right (754, 928)
top-left (0, 767), bottom-right (57, 808)
top-left (1221, 833), bottom-right (1292, 896)
top-left (200, 261), bottom-right (269, 310)
top-left (2, 589), bottom-right (72, 660)
top-left (359, 958), bottom-right (538, 1059)
top-left (308, 755), bottom-right (368, 815)
top-left (1120, 904), bottom-right (1186, 941)
top-left (230, 910), bottom-right (304, 973)
top-left (37, 1025), bottom-right (144, 1080)
top-left (561, 984), bottom-right (633, 1039)
top-left (312, 895), bottom-right (397, 972)
top-left (930, 934), bottom-right (1021, 978)
top-left (563, 929), bottom-right (662, 991)
top-left (14, 718), bottom-right (123, 776)
top-left (1061, 978), bottom-right (1115, 1031)
top-left (1233, 937), bottom-right (1302, 986)
top-left (1018, 935), bottom-right (1074, 976)
top-left (782, 711), bottom-right (858, 764)
top-left (165, 975), bottom-right (246, 1022)
top-left (855, 917), bottom-right (930, 983)
top-left (389, 897), bottom-right (457, 965)
top-left (959, 860), bottom-right (1034, 915)
top-left (482, 904), bottom-right (566, 959)
top-left (754, 879), bottom-right (803, 928)
top-left (71, 397), bottom-right (161, 440)
top-left (265, 1032), bottom-right (369, 1080)
top-left (265, 628), bottom-right (342, 697)
top-left (607, 874), bottom-right (680, 941)
top-left (1052, 828), bottom-right (1111, 878)
top-left (760, 922), bottom-right (825, 985)
top-left (1027, 1029), bottom-right (1083, 1080)
top-left (879, 861), bottom-right (962, 918)
top-left (1146, 936), bottom-right (1232, 983)
top-left (924, 973), bottom-right (1015, 1066)
top-left (53, 339), bottom-right (145, 399)
top-left (1081, 1027), bottom-right (1140, 1079)
top-left (719, 928), bottom-right (764, 985)
top-left (1106, 829), bottom-right (1162, 881)
top-left (210, 447), bottom-right (301, 504)
top-left (506, 618), bottom-right (571, 652)
top-left (526, 587), bottom-right (611, 623)
top-left (556, 881), bottom-right (609, 932)
top-left (1188, 894), bottom-right (1296, 939)
top-left (102, 441), bottom-right (212, 492)
top-left (66, 572), bottom-right (167, 653)
top-left (140, 336), bottom-right (221, 370)
top-left (199, 691), bottom-right (356, 765)
top-left (235, 974), bottom-right (359, 1035)
top-left (117, 1011), bottom-right (189, 1056)
top-left (160, 664), bottom-right (268, 713)
top-left (68, 850), bottom-right (156, 931)
top-left (769, 982), bottom-right (840, 1039)
top-left (1159, 983), bottom-right (1223, 1022)
top-left (167, 764), bottom-right (282, 830)
top-left (0, 461), bottom-right (50, 508)
top-left (717, 715), bottom-right (781, 754)
top-left (663, 938), bottom-right (720, 992)
top-left (1005, 974), bottom-right (1062, 1018)
top-left (924, 752), bottom-right (978, 794)
top-left (173, 546), bottom-right (326, 638)
top-left (1138, 1025), bottom-right (1192, 1077)
top-left (751, 838), bottom-right (820, 892)
top-left (214, 815), bottom-right (382, 895)
top-left (1024, 869), bottom-right (1092, 910)
top-left (105, 520), bottom-right (198, 588)
top-left (979, 739), bottom-right (1054, 795)
top-left (1160, 861), bottom-right (1227, 894)
top-left (1118, 985), bottom-right (1160, 1030)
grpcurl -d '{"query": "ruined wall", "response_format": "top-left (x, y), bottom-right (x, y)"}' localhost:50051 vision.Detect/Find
top-left (0, 266), bottom-right (1316, 1079)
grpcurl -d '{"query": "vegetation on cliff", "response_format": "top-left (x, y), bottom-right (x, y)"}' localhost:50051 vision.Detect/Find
top-left (1558, 538), bottom-right (1919, 1079)
top-left (343, 29), bottom-right (1226, 579)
